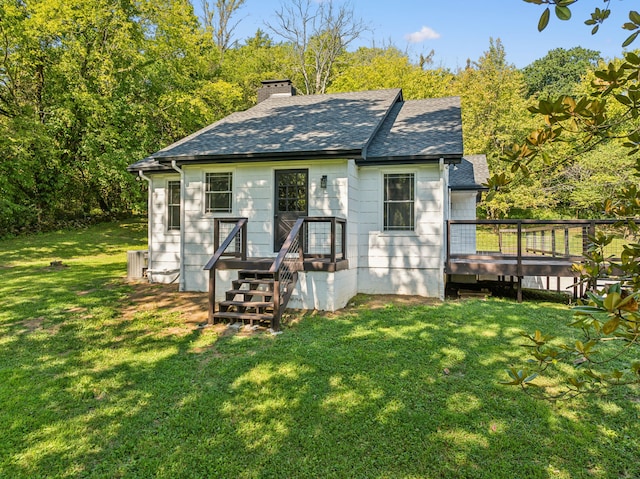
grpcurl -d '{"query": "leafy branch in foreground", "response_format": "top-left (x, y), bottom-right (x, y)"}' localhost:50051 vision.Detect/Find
top-left (503, 229), bottom-right (640, 399)
top-left (497, 0), bottom-right (640, 402)
top-left (525, 1), bottom-right (640, 47)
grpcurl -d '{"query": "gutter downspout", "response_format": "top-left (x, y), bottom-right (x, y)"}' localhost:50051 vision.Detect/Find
top-left (439, 158), bottom-right (448, 300)
top-left (171, 160), bottom-right (186, 291)
top-left (138, 171), bottom-right (153, 279)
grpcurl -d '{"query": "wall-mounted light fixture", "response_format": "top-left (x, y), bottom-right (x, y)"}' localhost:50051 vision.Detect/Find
top-left (320, 175), bottom-right (328, 189)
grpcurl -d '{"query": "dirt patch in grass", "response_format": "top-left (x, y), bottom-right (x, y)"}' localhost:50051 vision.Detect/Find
top-left (123, 282), bottom-right (209, 325)
top-left (121, 284), bottom-right (441, 332)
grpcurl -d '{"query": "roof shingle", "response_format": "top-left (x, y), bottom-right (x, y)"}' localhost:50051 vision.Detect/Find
top-left (128, 88), bottom-right (466, 172)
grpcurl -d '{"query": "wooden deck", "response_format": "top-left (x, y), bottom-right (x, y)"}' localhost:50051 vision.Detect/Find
top-left (445, 219), bottom-right (638, 301)
top-left (446, 254), bottom-right (580, 277)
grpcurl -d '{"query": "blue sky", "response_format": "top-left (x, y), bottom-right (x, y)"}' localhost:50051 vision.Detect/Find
top-left (203, 0), bottom-right (633, 70)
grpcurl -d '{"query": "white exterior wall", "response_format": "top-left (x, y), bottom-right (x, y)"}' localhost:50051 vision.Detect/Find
top-left (180, 161), bottom-right (354, 302)
top-left (148, 160), bottom-right (450, 309)
top-left (147, 173), bottom-right (181, 284)
top-left (450, 190), bottom-right (478, 254)
top-left (355, 164), bottom-right (445, 299)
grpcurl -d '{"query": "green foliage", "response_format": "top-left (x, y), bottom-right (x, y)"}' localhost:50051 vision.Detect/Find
top-left (453, 39), bottom-right (547, 218)
top-left (328, 47), bottom-right (454, 99)
top-left (219, 30), bottom-right (292, 106)
top-left (522, 47), bottom-right (601, 99)
top-left (0, 0), bottom-right (240, 235)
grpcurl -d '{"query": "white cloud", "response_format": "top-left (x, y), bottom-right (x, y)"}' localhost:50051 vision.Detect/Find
top-left (404, 26), bottom-right (441, 43)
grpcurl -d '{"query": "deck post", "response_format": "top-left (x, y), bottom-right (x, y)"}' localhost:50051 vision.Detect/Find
top-left (272, 275), bottom-right (281, 331)
top-left (446, 221), bottom-right (451, 269)
top-left (208, 268), bottom-right (216, 324)
top-left (517, 276), bottom-right (522, 303)
top-left (241, 221), bottom-right (247, 261)
top-left (214, 219), bottom-right (220, 252)
top-left (341, 219), bottom-right (347, 259)
top-left (517, 221), bottom-right (523, 303)
top-left (330, 217), bottom-right (337, 263)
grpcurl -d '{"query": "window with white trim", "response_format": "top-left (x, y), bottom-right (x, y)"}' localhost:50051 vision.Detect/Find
top-left (205, 172), bottom-right (233, 213)
top-left (383, 173), bottom-right (414, 231)
top-left (167, 180), bottom-right (181, 231)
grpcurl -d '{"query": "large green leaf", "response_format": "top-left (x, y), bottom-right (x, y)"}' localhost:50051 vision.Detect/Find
top-left (555, 5), bottom-right (572, 21)
top-left (538, 7), bottom-right (550, 31)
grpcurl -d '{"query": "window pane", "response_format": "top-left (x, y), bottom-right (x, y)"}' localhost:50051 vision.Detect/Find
top-left (207, 172), bottom-right (232, 191)
top-left (210, 192), bottom-right (231, 211)
top-left (168, 205), bottom-right (180, 230)
top-left (205, 172), bottom-right (232, 213)
top-left (167, 181), bottom-right (180, 231)
top-left (385, 203), bottom-right (413, 230)
top-left (385, 174), bottom-right (413, 201)
top-left (383, 173), bottom-right (414, 231)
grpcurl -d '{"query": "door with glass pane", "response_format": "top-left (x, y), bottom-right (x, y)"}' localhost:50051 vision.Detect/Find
top-left (274, 169), bottom-right (308, 251)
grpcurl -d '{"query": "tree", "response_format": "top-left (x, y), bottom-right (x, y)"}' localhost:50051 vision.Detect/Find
top-left (522, 46), bottom-right (601, 98)
top-left (501, 1), bottom-right (640, 397)
top-left (525, 0), bottom-right (640, 47)
top-left (328, 47), bottom-right (454, 99)
top-left (219, 30), bottom-right (292, 106)
top-left (200, 0), bottom-right (246, 57)
top-left (452, 39), bottom-right (545, 218)
top-left (0, 0), bottom-right (240, 235)
top-left (266, 0), bottom-right (366, 94)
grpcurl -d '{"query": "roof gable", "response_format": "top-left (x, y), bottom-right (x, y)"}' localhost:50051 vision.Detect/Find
top-left (128, 87), bottom-right (465, 172)
top-left (364, 97), bottom-right (463, 163)
top-left (449, 155), bottom-right (489, 190)
top-left (150, 89), bottom-right (402, 162)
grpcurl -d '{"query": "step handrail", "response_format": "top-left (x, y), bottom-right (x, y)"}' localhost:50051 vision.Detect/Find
top-left (204, 217), bottom-right (248, 323)
top-left (269, 217), bottom-right (305, 329)
top-left (203, 217), bottom-right (248, 271)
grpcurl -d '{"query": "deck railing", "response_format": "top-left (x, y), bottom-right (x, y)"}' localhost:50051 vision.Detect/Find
top-left (203, 216), bottom-right (347, 325)
top-left (302, 216), bottom-right (347, 261)
top-left (446, 219), bottom-right (639, 300)
top-left (269, 217), bottom-right (306, 329)
top-left (203, 218), bottom-right (248, 323)
top-left (447, 219), bottom-right (634, 261)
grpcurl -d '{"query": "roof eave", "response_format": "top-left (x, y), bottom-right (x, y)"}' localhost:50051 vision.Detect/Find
top-left (450, 185), bottom-right (489, 191)
top-left (357, 154), bottom-right (462, 166)
top-left (154, 149), bottom-right (364, 166)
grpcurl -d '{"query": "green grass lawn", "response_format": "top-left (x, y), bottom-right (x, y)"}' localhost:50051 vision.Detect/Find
top-left (1, 220), bottom-right (639, 478)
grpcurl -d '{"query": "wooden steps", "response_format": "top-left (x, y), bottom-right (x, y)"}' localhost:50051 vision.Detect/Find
top-left (212, 267), bottom-right (299, 330)
top-left (213, 269), bottom-right (277, 327)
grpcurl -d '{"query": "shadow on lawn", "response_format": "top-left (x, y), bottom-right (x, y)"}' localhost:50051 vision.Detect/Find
top-left (2, 298), bottom-right (639, 478)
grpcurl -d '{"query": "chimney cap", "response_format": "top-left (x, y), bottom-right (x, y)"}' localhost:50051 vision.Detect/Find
top-left (260, 79), bottom-right (293, 87)
top-left (257, 79), bottom-right (296, 103)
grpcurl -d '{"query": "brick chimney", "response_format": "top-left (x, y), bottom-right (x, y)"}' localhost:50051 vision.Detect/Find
top-left (257, 79), bottom-right (296, 103)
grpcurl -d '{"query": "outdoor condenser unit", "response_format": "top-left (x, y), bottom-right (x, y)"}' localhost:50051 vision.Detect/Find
top-left (127, 250), bottom-right (148, 280)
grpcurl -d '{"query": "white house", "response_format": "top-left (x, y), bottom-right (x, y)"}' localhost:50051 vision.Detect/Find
top-left (128, 80), bottom-right (488, 327)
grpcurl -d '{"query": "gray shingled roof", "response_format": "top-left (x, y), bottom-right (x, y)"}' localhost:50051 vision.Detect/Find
top-left (364, 97), bottom-right (462, 162)
top-left (449, 155), bottom-right (489, 190)
top-left (128, 88), bottom-right (464, 172)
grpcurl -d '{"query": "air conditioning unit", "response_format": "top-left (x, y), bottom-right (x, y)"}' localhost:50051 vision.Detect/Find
top-left (127, 250), bottom-right (148, 280)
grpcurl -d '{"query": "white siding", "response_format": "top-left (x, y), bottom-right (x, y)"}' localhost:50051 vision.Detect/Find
top-left (180, 161), bottom-right (351, 294)
top-left (149, 159), bottom-right (450, 307)
top-left (355, 164), bottom-right (445, 298)
top-left (450, 190), bottom-right (478, 254)
top-left (147, 173), bottom-right (181, 284)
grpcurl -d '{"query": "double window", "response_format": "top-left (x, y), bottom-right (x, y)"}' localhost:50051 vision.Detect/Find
top-left (205, 172), bottom-right (233, 213)
top-left (167, 181), bottom-right (181, 231)
top-left (383, 173), bottom-right (414, 231)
